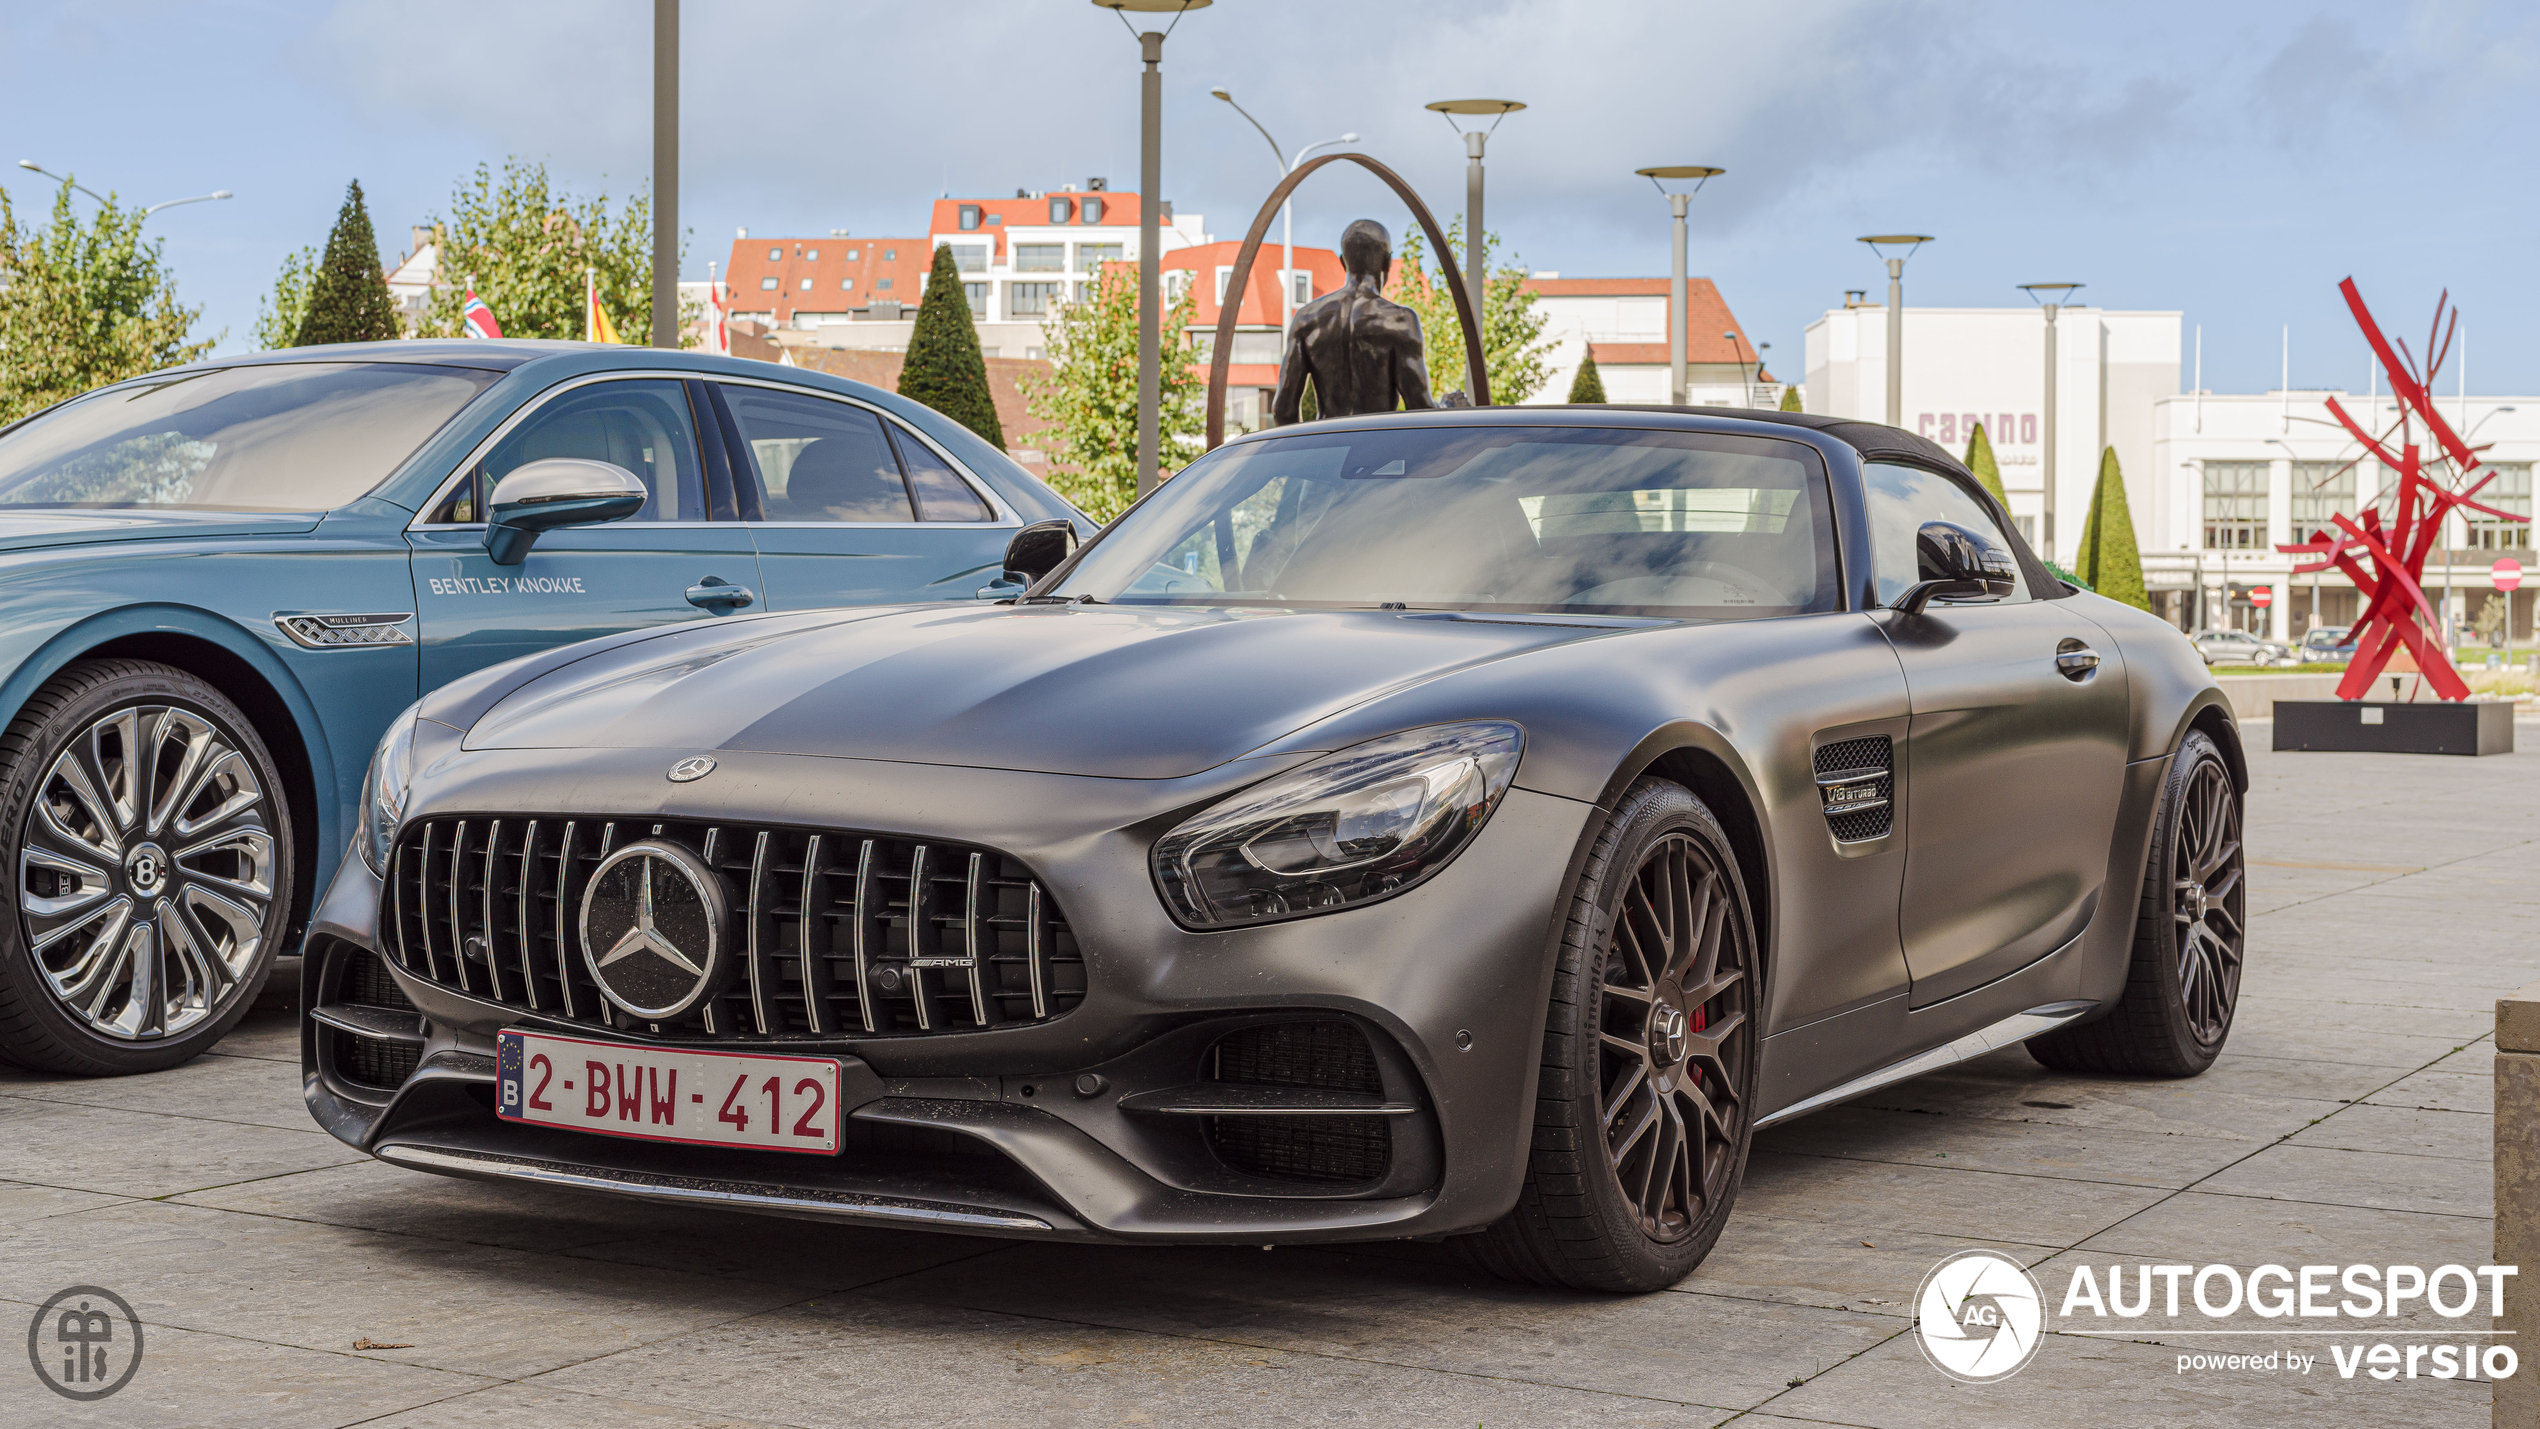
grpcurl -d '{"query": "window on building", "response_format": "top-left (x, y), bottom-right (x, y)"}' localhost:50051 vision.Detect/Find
top-left (1048, 197), bottom-right (1073, 224)
top-left (2202, 461), bottom-right (2268, 550)
top-left (882, 248), bottom-right (896, 261)
top-left (1215, 267), bottom-right (1235, 303)
top-left (945, 243), bottom-right (988, 274)
top-left (1077, 242), bottom-right (1123, 270)
top-left (1164, 270), bottom-right (1193, 304)
top-left (760, 276), bottom-right (779, 290)
top-left (1082, 197), bottom-right (1104, 224)
top-left (986, 214), bottom-right (1002, 225)
top-left (846, 248), bottom-right (859, 260)
top-left (876, 278), bottom-right (894, 291)
top-left (958, 205), bottom-right (981, 231)
top-left (806, 249), bottom-right (819, 261)
top-left (2468, 463), bottom-right (2533, 549)
top-left (1291, 270), bottom-right (1312, 306)
top-left (1008, 281), bottom-right (1062, 317)
top-left (767, 246), bottom-right (781, 261)
top-left (2289, 461), bottom-right (2356, 542)
top-left (1014, 244), bottom-right (1065, 273)
top-left (962, 282), bottom-right (989, 317)
top-left (799, 278), bottom-right (814, 290)
top-left (841, 278), bottom-right (855, 291)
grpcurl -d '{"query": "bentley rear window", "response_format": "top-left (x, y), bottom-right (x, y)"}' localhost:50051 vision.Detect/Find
top-left (0, 362), bottom-right (500, 512)
top-left (1054, 425), bottom-right (1838, 619)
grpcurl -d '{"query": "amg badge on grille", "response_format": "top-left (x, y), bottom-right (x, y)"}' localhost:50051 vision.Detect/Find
top-left (578, 840), bottom-right (736, 1019)
top-left (667, 756), bottom-right (717, 783)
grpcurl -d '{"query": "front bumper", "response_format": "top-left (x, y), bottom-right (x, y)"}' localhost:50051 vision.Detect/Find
top-left (302, 747), bottom-right (1595, 1244)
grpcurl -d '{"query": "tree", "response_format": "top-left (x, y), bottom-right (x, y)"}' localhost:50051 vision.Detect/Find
top-left (1387, 221), bottom-right (1551, 405)
top-left (1779, 385), bottom-right (1802, 412)
top-left (1566, 350), bottom-right (1606, 403)
top-left (294, 180), bottom-right (399, 346)
top-left (417, 158), bottom-right (659, 342)
top-left (1963, 421), bottom-right (2010, 507)
top-left (0, 178), bottom-right (212, 424)
top-left (900, 245), bottom-right (1004, 447)
top-left (2075, 446), bottom-right (2151, 610)
top-left (253, 247), bottom-right (318, 350)
top-left (1023, 261), bottom-right (1203, 520)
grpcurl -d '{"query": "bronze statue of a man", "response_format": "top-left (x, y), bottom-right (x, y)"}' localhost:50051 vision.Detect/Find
top-left (1272, 219), bottom-right (1438, 424)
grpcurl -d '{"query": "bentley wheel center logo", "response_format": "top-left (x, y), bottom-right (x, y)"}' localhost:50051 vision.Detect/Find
top-left (578, 840), bottom-right (734, 1020)
top-left (1915, 1250), bottom-right (2047, 1383)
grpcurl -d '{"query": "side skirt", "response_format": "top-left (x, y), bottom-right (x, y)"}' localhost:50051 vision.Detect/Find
top-left (1753, 999), bottom-right (2097, 1129)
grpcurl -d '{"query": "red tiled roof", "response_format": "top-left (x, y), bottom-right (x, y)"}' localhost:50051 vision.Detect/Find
top-left (1527, 275), bottom-right (1765, 371)
top-left (1160, 241), bottom-right (1346, 329)
top-left (724, 237), bottom-right (930, 324)
top-left (929, 189), bottom-right (1142, 260)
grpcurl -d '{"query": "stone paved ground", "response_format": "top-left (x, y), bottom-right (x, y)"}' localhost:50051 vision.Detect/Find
top-left (2, 726), bottom-right (2532, 1428)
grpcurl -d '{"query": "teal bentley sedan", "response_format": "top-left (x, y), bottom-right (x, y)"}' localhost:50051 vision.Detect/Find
top-left (0, 340), bottom-right (1086, 1075)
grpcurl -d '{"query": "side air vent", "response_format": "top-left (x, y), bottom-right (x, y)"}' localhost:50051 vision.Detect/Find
top-left (1813, 736), bottom-right (1894, 842)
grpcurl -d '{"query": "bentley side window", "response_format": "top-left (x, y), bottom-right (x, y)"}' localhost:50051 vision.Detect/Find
top-left (720, 387), bottom-right (915, 522)
top-left (432, 379), bottom-right (705, 523)
top-left (1863, 462), bottom-right (2031, 608)
top-left (890, 427), bottom-right (994, 521)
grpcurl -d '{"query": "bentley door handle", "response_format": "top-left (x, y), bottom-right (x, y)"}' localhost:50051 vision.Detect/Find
top-left (2055, 640), bottom-right (2101, 680)
top-left (686, 577), bottom-right (756, 610)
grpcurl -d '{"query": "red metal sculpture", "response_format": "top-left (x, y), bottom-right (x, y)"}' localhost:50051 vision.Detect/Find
top-left (2275, 281), bottom-right (2527, 701)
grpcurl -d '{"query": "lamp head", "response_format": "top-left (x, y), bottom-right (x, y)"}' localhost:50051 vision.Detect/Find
top-left (1209, 85), bottom-right (1231, 100)
top-left (1339, 132), bottom-right (1359, 143)
top-left (1093, 0), bottom-right (1213, 10)
top-left (1635, 165), bottom-right (1725, 198)
top-left (2019, 282), bottom-right (2084, 307)
top-left (1858, 234), bottom-right (1934, 262)
top-left (1427, 98), bottom-right (1526, 116)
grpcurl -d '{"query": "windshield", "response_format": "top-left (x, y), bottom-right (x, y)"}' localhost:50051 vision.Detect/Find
top-left (0, 362), bottom-right (502, 512)
top-left (1053, 424), bottom-right (1838, 618)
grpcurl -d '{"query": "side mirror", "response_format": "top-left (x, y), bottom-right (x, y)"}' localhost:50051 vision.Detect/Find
top-left (484, 459), bottom-right (647, 566)
top-left (1892, 520), bottom-right (2017, 615)
top-left (1002, 518), bottom-right (1079, 585)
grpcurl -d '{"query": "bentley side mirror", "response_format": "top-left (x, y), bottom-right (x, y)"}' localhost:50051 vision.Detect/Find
top-left (1892, 520), bottom-right (2017, 615)
top-left (1002, 518), bottom-right (1079, 585)
top-left (484, 459), bottom-right (648, 566)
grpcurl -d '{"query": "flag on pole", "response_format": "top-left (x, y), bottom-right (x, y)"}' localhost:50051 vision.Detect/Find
top-left (706, 265), bottom-right (729, 356)
top-left (459, 287), bottom-right (502, 340)
top-left (585, 267), bottom-right (619, 344)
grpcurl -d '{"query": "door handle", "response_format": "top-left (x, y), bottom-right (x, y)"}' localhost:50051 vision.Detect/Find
top-left (686, 577), bottom-right (756, 611)
top-left (2055, 640), bottom-right (2100, 680)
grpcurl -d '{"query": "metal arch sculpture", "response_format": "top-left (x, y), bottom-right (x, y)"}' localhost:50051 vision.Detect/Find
top-left (2275, 280), bottom-right (2527, 702)
top-left (1204, 152), bottom-right (1488, 451)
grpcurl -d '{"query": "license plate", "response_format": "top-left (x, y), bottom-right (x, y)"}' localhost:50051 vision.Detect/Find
top-left (495, 1029), bottom-right (843, 1155)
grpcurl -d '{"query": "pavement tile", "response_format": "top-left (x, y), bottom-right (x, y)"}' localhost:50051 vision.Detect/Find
top-left (857, 1239), bottom-right (1895, 1412)
top-left (0, 1095), bottom-right (362, 1200)
top-left (534, 1292), bottom-right (1741, 1428)
top-left (0, 1041), bottom-right (314, 1133)
top-left (0, 1199), bottom-right (816, 1381)
top-left (1750, 1104), bottom-right (2268, 1189)
top-left (2365, 1071), bottom-right (2494, 1115)
top-left (1679, 1212), bottom-right (2055, 1318)
top-left (2194, 1144), bottom-right (2493, 1219)
top-left (0, 1312), bottom-right (485, 1429)
top-left (202, 1005), bottom-right (306, 1064)
top-left (355, 1382), bottom-right (804, 1428)
top-left (1735, 1150), bottom-right (2169, 1247)
top-left (2214, 1025), bottom-right (2481, 1069)
top-left (0, 1176), bottom-right (130, 1225)
top-left (2227, 997), bottom-right (2494, 1043)
top-left (2077, 1189), bottom-right (2496, 1269)
top-left (2282, 1103), bottom-right (2491, 1162)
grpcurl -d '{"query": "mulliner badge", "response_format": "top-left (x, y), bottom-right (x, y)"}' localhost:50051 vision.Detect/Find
top-left (1916, 1251), bottom-right (2047, 1383)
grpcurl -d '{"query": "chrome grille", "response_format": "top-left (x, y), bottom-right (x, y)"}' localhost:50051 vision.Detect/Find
top-left (1813, 736), bottom-right (1894, 842)
top-left (387, 817), bottom-right (1084, 1039)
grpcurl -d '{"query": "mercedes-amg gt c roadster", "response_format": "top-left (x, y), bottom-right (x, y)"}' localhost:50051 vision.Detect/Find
top-left (303, 406), bottom-right (2245, 1292)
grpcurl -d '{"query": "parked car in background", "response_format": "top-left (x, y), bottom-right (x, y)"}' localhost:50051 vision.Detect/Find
top-left (2191, 628), bottom-right (2300, 667)
top-left (0, 341), bottom-right (1084, 1076)
top-left (2301, 625), bottom-right (2359, 662)
top-left (305, 406), bottom-right (2244, 1294)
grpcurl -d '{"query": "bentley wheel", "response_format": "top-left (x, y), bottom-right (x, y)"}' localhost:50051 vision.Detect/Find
top-left (0, 660), bottom-right (294, 1075)
top-left (2028, 730), bottom-right (2243, 1077)
top-left (1454, 778), bottom-right (1758, 1293)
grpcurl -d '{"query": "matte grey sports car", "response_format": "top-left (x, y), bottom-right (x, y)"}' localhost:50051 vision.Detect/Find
top-left (302, 407), bottom-right (2247, 1292)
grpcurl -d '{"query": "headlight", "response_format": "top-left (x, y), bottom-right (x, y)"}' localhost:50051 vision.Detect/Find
top-left (356, 701), bottom-right (423, 875)
top-left (1153, 721), bottom-right (1522, 928)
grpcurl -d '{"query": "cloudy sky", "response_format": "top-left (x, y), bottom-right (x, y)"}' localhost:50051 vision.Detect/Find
top-left (5, 0), bottom-right (2535, 394)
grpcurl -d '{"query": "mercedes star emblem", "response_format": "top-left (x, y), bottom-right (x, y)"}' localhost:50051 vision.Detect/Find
top-left (577, 840), bottom-right (734, 1019)
top-left (667, 756), bottom-right (717, 783)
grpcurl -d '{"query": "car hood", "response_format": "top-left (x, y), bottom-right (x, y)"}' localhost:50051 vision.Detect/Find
top-left (462, 603), bottom-right (1622, 779)
top-left (0, 507), bottom-right (324, 553)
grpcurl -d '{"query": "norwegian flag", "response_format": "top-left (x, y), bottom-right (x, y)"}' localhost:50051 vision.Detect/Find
top-left (460, 289), bottom-right (502, 340)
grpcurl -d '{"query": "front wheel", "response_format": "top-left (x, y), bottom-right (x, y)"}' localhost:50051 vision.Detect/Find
top-left (0, 659), bottom-right (295, 1075)
top-left (1454, 778), bottom-right (1760, 1293)
top-left (2028, 729), bottom-right (2243, 1077)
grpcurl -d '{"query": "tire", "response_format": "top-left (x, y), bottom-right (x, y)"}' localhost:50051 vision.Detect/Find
top-left (0, 659), bottom-right (296, 1075)
top-left (1454, 778), bottom-right (1760, 1293)
top-left (2027, 730), bottom-right (2243, 1077)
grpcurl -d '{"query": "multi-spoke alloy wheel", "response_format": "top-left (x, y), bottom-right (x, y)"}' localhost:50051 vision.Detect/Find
top-left (1595, 832), bottom-right (1750, 1243)
top-left (2028, 729), bottom-right (2244, 1077)
top-left (1, 661), bottom-right (293, 1074)
top-left (1455, 778), bottom-right (1759, 1293)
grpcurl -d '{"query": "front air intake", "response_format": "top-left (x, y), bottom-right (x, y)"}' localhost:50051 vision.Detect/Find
top-left (1204, 1021), bottom-right (1392, 1185)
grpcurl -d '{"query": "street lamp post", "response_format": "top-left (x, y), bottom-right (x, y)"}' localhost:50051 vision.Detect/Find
top-left (652, 0), bottom-right (679, 348)
top-left (18, 160), bottom-right (230, 217)
top-left (1208, 88), bottom-right (1353, 343)
top-left (1724, 330), bottom-right (1753, 408)
top-left (1095, 0), bottom-right (1211, 497)
top-left (2020, 282), bottom-right (2084, 561)
top-left (1857, 235), bottom-right (1933, 428)
top-left (1428, 99), bottom-right (1526, 397)
top-left (1634, 167), bottom-right (1724, 407)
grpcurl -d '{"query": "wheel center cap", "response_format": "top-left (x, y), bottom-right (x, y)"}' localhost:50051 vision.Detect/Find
top-left (1651, 1006), bottom-right (1690, 1065)
top-left (125, 843), bottom-right (169, 898)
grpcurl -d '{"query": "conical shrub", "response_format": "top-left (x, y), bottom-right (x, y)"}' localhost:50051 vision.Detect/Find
top-left (1566, 350), bottom-right (1606, 403)
top-left (899, 244), bottom-right (1004, 446)
top-left (295, 180), bottom-right (399, 345)
top-left (1964, 421), bottom-right (2009, 508)
top-left (2080, 446), bottom-right (2151, 610)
